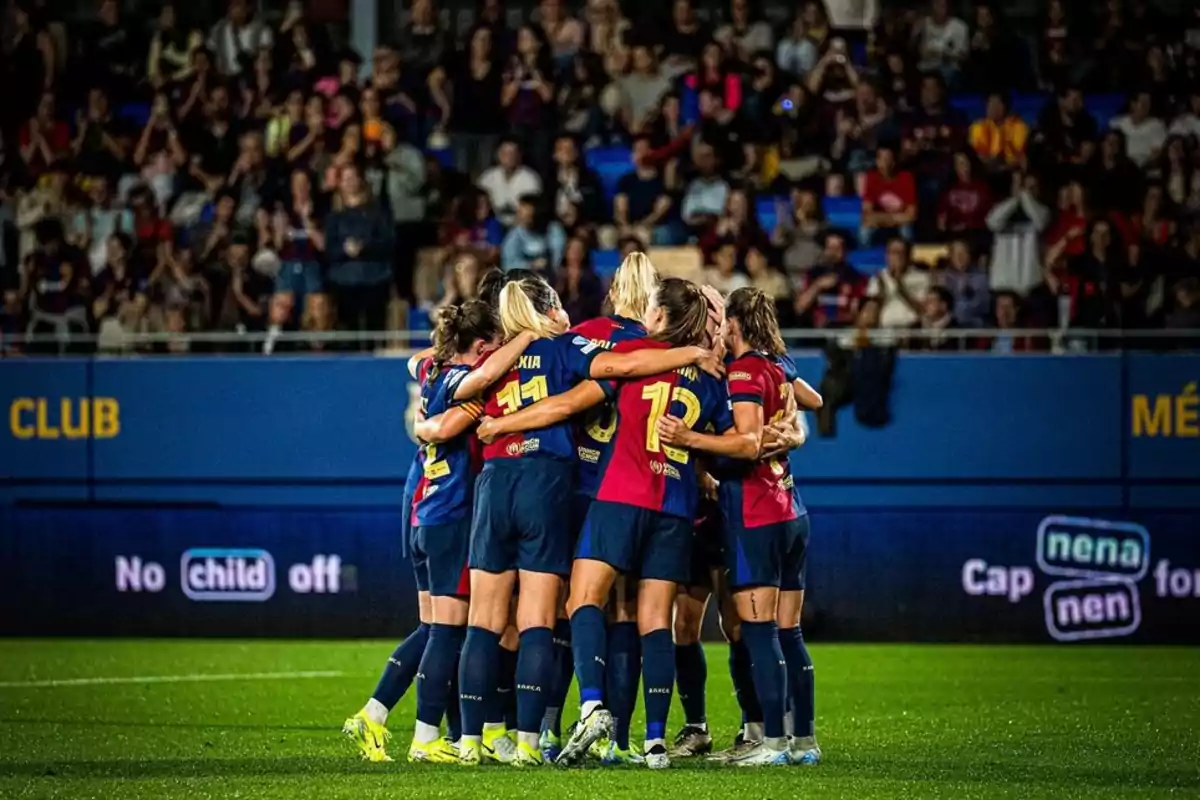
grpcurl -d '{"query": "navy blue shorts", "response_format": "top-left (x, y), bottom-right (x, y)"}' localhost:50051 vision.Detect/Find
top-left (576, 500), bottom-right (693, 584)
top-left (570, 493), bottom-right (592, 543)
top-left (469, 459), bottom-right (574, 576)
top-left (413, 518), bottom-right (472, 597)
top-left (724, 513), bottom-right (810, 592)
top-left (687, 498), bottom-right (724, 591)
top-left (403, 486), bottom-right (430, 593)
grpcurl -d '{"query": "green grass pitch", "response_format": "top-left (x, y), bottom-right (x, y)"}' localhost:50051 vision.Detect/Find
top-left (1, 641), bottom-right (1197, 799)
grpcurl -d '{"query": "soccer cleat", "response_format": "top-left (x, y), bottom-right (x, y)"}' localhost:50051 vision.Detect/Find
top-left (408, 736), bottom-right (460, 765)
top-left (342, 711), bottom-right (392, 762)
top-left (729, 741), bottom-right (791, 767)
top-left (707, 731), bottom-right (757, 763)
top-left (555, 707), bottom-right (613, 767)
top-left (482, 727), bottom-right (517, 764)
top-left (789, 742), bottom-right (822, 766)
top-left (644, 743), bottom-right (670, 770)
top-left (458, 738), bottom-right (482, 766)
top-left (512, 741), bottom-right (545, 767)
top-left (600, 741), bottom-right (645, 766)
top-left (539, 729), bottom-right (562, 763)
top-left (670, 725), bottom-right (714, 758)
top-left (588, 736), bottom-right (610, 760)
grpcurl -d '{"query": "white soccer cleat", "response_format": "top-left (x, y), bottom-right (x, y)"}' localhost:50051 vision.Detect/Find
top-left (643, 743), bottom-right (670, 770)
top-left (789, 742), bottom-right (822, 766)
top-left (555, 707), bottom-right (613, 767)
top-left (729, 741), bottom-right (791, 767)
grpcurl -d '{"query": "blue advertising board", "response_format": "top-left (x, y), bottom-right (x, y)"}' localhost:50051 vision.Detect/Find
top-left (2, 353), bottom-right (1197, 508)
top-left (2, 506), bottom-right (1196, 642)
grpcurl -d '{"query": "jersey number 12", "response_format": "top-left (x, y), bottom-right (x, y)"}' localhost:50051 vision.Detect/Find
top-left (641, 381), bottom-right (701, 464)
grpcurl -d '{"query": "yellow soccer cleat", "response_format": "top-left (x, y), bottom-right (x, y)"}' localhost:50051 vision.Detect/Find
top-left (342, 711), bottom-right (392, 762)
top-left (408, 736), bottom-right (461, 765)
top-left (588, 736), bottom-right (611, 760)
top-left (482, 726), bottom-right (517, 763)
top-left (458, 738), bottom-right (482, 766)
top-left (512, 740), bottom-right (545, 767)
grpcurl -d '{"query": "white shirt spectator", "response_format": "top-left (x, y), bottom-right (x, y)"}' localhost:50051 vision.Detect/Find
top-left (1110, 114), bottom-right (1168, 168)
top-left (207, 17), bottom-right (274, 76)
top-left (1169, 112), bottom-right (1200, 142)
top-left (986, 188), bottom-right (1051, 294)
top-left (704, 267), bottom-right (751, 295)
top-left (714, 21), bottom-right (774, 57)
top-left (477, 166), bottom-right (543, 228)
top-left (915, 14), bottom-right (969, 71)
top-left (867, 267), bottom-right (930, 328)
top-left (776, 35), bottom-right (818, 77)
top-left (681, 176), bottom-right (730, 223)
top-left (824, 0), bottom-right (879, 29)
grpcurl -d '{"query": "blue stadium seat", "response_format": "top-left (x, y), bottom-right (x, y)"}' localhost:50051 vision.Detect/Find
top-left (586, 146), bottom-right (634, 201)
top-left (1011, 93), bottom-right (1048, 126)
top-left (591, 248), bottom-right (622, 279)
top-left (848, 247), bottom-right (886, 274)
top-left (949, 94), bottom-right (986, 123)
top-left (681, 85), bottom-right (700, 126)
top-left (755, 196), bottom-right (787, 233)
top-left (426, 146), bottom-right (455, 169)
top-left (823, 196), bottom-right (862, 233)
top-left (1088, 93), bottom-right (1125, 129)
top-left (118, 101), bottom-right (151, 129)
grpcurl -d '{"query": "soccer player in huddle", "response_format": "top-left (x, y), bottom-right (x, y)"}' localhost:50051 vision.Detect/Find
top-left (456, 274), bottom-right (722, 766)
top-left (478, 278), bottom-right (749, 769)
top-left (658, 286), bottom-right (820, 766)
top-left (342, 287), bottom-right (537, 763)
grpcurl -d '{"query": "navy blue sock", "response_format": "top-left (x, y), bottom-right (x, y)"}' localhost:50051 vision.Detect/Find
top-left (415, 623), bottom-right (465, 730)
top-left (675, 642), bottom-right (708, 726)
top-left (740, 621), bottom-right (787, 740)
top-left (372, 623), bottom-right (430, 709)
top-left (457, 626), bottom-right (500, 738)
top-left (515, 627), bottom-right (554, 735)
top-left (640, 628), bottom-right (674, 744)
top-left (729, 638), bottom-right (763, 726)
top-left (779, 626), bottom-right (814, 738)
top-left (544, 618), bottom-right (573, 736)
top-left (605, 621), bottom-right (641, 750)
top-left (446, 663), bottom-right (463, 741)
top-left (570, 604), bottom-right (607, 707)
top-left (495, 645), bottom-right (518, 728)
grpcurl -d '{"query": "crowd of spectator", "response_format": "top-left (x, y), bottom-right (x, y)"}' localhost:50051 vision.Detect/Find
top-left (1, 0), bottom-right (1199, 354)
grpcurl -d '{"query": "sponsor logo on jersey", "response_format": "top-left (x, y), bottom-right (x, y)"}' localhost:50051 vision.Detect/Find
top-left (729, 371), bottom-right (754, 382)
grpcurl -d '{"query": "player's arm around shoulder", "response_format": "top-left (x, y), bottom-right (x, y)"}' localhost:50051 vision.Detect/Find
top-left (476, 381), bottom-right (608, 443)
top-left (452, 330), bottom-right (539, 401)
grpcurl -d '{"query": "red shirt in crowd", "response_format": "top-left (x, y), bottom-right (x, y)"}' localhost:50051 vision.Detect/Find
top-left (862, 169), bottom-right (917, 216)
top-left (938, 179), bottom-right (993, 231)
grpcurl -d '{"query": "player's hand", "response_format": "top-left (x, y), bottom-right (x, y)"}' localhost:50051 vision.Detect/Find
top-left (476, 415), bottom-right (499, 443)
top-left (699, 471), bottom-right (720, 500)
top-left (760, 422), bottom-right (803, 458)
top-left (656, 415), bottom-right (691, 448)
top-left (694, 347), bottom-right (725, 379)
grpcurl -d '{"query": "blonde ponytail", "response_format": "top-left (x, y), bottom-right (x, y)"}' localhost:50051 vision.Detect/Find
top-left (607, 251), bottom-right (659, 322)
top-left (499, 279), bottom-right (561, 340)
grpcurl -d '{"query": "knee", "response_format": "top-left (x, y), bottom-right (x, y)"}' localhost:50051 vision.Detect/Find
top-left (516, 602), bottom-right (557, 632)
top-left (673, 607), bottom-right (702, 645)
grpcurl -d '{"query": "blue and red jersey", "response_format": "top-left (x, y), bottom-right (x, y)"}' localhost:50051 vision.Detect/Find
top-left (403, 356), bottom-right (436, 509)
top-left (568, 315), bottom-right (648, 498)
top-left (594, 339), bottom-right (734, 520)
top-left (411, 363), bottom-right (485, 526)
top-left (480, 334), bottom-right (604, 462)
top-left (720, 351), bottom-right (804, 528)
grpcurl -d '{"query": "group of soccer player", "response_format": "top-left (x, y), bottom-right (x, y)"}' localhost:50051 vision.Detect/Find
top-left (343, 252), bottom-right (823, 769)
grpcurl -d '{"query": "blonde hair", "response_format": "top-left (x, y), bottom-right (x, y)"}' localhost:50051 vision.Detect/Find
top-left (607, 251), bottom-right (659, 321)
top-left (499, 278), bottom-right (561, 340)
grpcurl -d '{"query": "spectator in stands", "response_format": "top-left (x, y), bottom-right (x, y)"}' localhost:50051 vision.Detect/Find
top-left (551, 134), bottom-right (604, 227)
top-left (937, 151), bottom-right (993, 241)
top-left (866, 237), bottom-right (928, 329)
top-left (774, 187), bottom-right (825, 286)
top-left (536, 0), bottom-right (585, 72)
top-left (681, 142), bottom-right (730, 237)
top-left (691, 41), bottom-right (741, 110)
top-left (23, 219), bottom-right (90, 352)
top-left (913, 0), bottom-right (969, 86)
top-left (1158, 137), bottom-right (1195, 211)
top-left (987, 171), bottom-right (1050, 294)
top-left (965, 3), bottom-right (1024, 93)
top-left (1090, 130), bottom-right (1144, 214)
top-left (324, 164), bottom-right (394, 340)
top-left (1033, 85), bottom-right (1097, 175)
top-left (860, 143), bottom-right (917, 246)
top-left (502, 25), bottom-right (557, 175)
top-left (911, 285), bottom-right (962, 350)
top-left (72, 87), bottom-right (129, 179)
top-left (435, 26), bottom-right (504, 178)
top-left (1045, 181), bottom-right (1091, 271)
top-left (147, 2), bottom-right (198, 89)
top-left (968, 92), bottom-right (1029, 170)
top-left (397, 0), bottom-right (449, 78)
top-left (1111, 92), bottom-right (1168, 169)
top-left (207, 0), bottom-right (273, 77)
top-left (380, 123), bottom-right (428, 284)
top-left (746, 246), bottom-right (792, 323)
top-left (91, 232), bottom-right (148, 336)
top-left (794, 231), bottom-right (865, 327)
top-left (937, 238), bottom-right (990, 327)
top-left (556, 236), bottom-right (603, 321)
top-left (618, 45), bottom-right (673, 136)
top-left (704, 240), bottom-right (751, 295)
top-left (985, 291), bottom-right (1035, 352)
top-left (1129, 184), bottom-right (1175, 250)
top-left (614, 136), bottom-right (677, 246)
top-left (776, 11), bottom-right (819, 79)
top-left (1170, 91), bottom-right (1200, 141)
top-left (585, 0), bottom-right (630, 75)
top-left (300, 292), bottom-right (341, 352)
top-left (5, 1), bottom-right (55, 126)
top-left (18, 93), bottom-right (69, 179)
top-left (16, 162), bottom-right (68, 261)
top-left (805, 38), bottom-right (859, 107)
top-left (830, 82), bottom-right (893, 174)
top-left (478, 139), bottom-right (543, 228)
top-left (1066, 218), bottom-right (1122, 328)
top-left (230, 234), bottom-right (272, 332)
top-left (699, 187), bottom-right (770, 264)
top-left (150, 245), bottom-right (210, 342)
top-left (1164, 277), bottom-right (1200, 331)
top-left (715, 0), bottom-right (773, 66)
top-left (501, 194), bottom-right (564, 274)
top-left (903, 73), bottom-right (967, 206)
top-left (71, 176), bottom-right (132, 276)
top-left (274, 169), bottom-right (326, 310)
top-left (661, 0), bottom-right (711, 75)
